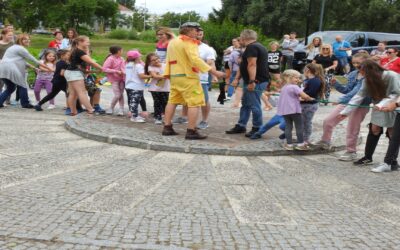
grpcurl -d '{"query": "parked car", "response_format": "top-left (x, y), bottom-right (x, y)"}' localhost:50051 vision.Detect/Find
top-left (293, 31), bottom-right (400, 72)
top-left (32, 28), bottom-right (53, 35)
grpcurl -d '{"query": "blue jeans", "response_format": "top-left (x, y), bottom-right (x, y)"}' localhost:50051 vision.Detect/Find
top-left (0, 78), bottom-right (30, 107)
top-left (337, 56), bottom-right (348, 67)
top-left (237, 81), bottom-right (268, 128)
top-left (227, 71), bottom-right (237, 97)
top-left (258, 114), bottom-right (285, 135)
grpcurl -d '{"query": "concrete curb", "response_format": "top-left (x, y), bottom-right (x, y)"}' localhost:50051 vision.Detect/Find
top-left (64, 118), bottom-right (355, 156)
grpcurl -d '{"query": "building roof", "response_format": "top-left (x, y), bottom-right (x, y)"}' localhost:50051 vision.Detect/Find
top-left (118, 4), bottom-right (133, 12)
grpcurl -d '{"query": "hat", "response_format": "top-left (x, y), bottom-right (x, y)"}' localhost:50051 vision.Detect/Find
top-left (180, 22), bottom-right (201, 29)
top-left (127, 50), bottom-right (141, 59)
top-left (53, 30), bottom-right (63, 36)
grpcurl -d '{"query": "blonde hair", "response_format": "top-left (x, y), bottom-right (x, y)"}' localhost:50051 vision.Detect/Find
top-left (16, 33), bottom-right (30, 45)
top-left (156, 27), bottom-right (175, 40)
top-left (306, 36), bottom-right (322, 51)
top-left (269, 41), bottom-right (280, 48)
top-left (321, 43), bottom-right (333, 56)
top-left (281, 69), bottom-right (301, 84)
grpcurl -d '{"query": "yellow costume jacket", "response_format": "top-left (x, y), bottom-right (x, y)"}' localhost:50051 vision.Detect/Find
top-left (164, 35), bottom-right (211, 79)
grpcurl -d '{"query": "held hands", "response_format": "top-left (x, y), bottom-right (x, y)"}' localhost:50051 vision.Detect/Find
top-left (213, 70), bottom-right (226, 79)
top-left (231, 78), bottom-right (239, 88)
top-left (377, 102), bottom-right (398, 112)
top-left (247, 82), bottom-right (256, 92)
top-left (330, 77), bottom-right (336, 85)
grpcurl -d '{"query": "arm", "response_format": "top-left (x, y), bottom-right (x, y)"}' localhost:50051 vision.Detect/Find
top-left (149, 71), bottom-right (164, 80)
top-left (60, 69), bottom-right (66, 76)
top-left (81, 55), bottom-right (103, 71)
top-left (138, 73), bottom-right (151, 80)
top-left (247, 57), bottom-right (257, 91)
top-left (333, 71), bottom-right (357, 94)
top-left (288, 40), bottom-right (299, 51)
top-left (281, 40), bottom-right (290, 49)
top-left (300, 91), bottom-right (313, 101)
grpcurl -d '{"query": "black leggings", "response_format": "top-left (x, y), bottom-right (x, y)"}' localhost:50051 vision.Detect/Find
top-left (384, 114), bottom-right (400, 165)
top-left (38, 82), bottom-right (67, 106)
top-left (283, 113), bottom-right (304, 144)
top-left (151, 91), bottom-right (169, 120)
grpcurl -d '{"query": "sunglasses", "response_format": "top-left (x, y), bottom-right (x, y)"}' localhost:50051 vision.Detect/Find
top-left (387, 51), bottom-right (395, 54)
top-left (322, 48), bottom-right (330, 50)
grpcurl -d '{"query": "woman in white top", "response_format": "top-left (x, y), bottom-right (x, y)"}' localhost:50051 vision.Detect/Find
top-left (306, 37), bottom-right (322, 63)
top-left (60, 28), bottom-right (78, 50)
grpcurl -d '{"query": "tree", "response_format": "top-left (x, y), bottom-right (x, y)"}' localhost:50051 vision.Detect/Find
top-left (65, 0), bottom-right (98, 29)
top-left (95, 0), bottom-right (118, 32)
top-left (158, 11), bottom-right (201, 28)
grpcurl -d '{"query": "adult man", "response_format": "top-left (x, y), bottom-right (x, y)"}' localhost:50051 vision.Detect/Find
top-left (162, 22), bottom-right (224, 140)
top-left (197, 29), bottom-right (217, 129)
top-left (332, 35), bottom-right (351, 74)
top-left (226, 29), bottom-right (269, 138)
top-left (281, 31), bottom-right (298, 70)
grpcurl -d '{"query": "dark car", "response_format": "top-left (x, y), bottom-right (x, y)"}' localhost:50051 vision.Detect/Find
top-left (293, 31), bottom-right (400, 72)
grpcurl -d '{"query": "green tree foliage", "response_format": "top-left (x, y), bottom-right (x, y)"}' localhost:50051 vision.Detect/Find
top-left (96, 0), bottom-right (119, 32)
top-left (158, 11), bottom-right (201, 28)
top-left (210, 0), bottom-right (400, 38)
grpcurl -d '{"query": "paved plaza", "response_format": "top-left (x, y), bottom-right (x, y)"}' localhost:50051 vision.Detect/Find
top-left (1, 87), bottom-right (400, 249)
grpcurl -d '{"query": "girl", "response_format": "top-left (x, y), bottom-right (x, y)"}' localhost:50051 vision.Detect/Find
top-left (125, 50), bottom-right (150, 123)
top-left (0, 34), bottom-right (53, 108)
top-left (155, 27), bottom-right (174, 63)
top-left (380, 47), bottom-right (400, 74)
top-left (306, 37), bottom-right (322, 63)
top-left (277, 70), bottom-right (314, 150)
top-left (34, 50), bottom-right (57, 109)
top-left (313, 44), bottom-right (338, 105)
top-left (103, 46), bottom-right (125, 115)
top-left (301, 63), bottom-right (325, 145)
top-left (0, 29), bottom-right (14, 95)
top-left (61, 28), bottom-right (78, 50)
top-left (35, 50), bottom-right (70, 111)
top-left (64, 36), bottom-right (103, 115)
top-left (340, 60), bottom-right (400, 172)
top-left (145, 53), bottom-right (169, 125)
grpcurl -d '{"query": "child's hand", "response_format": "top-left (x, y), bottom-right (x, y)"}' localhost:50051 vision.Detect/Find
top-left (330, 77), bottom-right (336, 85)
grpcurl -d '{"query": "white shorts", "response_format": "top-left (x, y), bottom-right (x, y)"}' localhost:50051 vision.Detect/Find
top-left (64, 70), bottom-right (84, 82)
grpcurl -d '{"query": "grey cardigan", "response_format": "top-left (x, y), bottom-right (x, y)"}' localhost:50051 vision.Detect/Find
top-left (0, 45), bottom-right (40, 88)
top-left (341, 70), bottom-right (400, 127)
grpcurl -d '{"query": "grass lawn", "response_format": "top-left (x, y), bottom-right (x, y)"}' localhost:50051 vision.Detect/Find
top-left (26, 34), bottom-right (156, 85)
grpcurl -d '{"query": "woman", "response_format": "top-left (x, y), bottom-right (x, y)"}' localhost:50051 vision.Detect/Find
top-left (64, 36), bottom-right (103, 115)
top-left (380, 47), bottom-right (400, 74)
top-left (306, 37), bottom-right (322, 63)
top-left (228, 37), bottom-right (242, 101)
top-left (48, 31), bottom-right (63, 49)
top-left (0, 29), bottom-right (14, 94)
top-left (155, 27), bottom-right (174, 63)
top-left (0, 34), bottom-right (53, 108)
top-left (370, 41), bottom-right (387, 57)
top-left (339, 60), bottom-right (400, 172)
top-left (61, 28), bottom-right (78, 50)
top-left (313, 44), bottom-right (338, 104)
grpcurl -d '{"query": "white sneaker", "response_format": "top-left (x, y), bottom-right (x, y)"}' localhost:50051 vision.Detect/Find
top-left (47, 104), bottom-right (56, 110)
top-left (282, 143), bottom-right (294, 151)
top-left (197, 121), bottom-right (209, 129)
top-left (106, 108), bottom-right (114, 115)
top-left (117, 109), bottom-right (124, 116)
top-left (130, 116), bottom-right (146, 123)
top-left (371, 163), bottom-right (391, 173)
top-left (154, 119), bottom-right (163, 125)
top-left (172, 116), bottom-right (188, 124)
top-left (338, 152), bottom-right (358, 162)
top-left (314, 140), bottom-right (332, 150)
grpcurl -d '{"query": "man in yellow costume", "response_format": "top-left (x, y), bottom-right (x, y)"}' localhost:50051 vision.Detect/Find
top-left (162, 22), bottom-right (224, 140)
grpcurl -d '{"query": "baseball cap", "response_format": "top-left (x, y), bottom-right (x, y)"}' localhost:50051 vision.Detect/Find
top-left (180, 22), bottom-right (201, 29)
top-left (126, 50), bottom-right (141, 59)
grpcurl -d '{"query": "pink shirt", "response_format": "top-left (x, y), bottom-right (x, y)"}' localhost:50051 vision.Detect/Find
top-left (102, 55), bottom-right (125, 83)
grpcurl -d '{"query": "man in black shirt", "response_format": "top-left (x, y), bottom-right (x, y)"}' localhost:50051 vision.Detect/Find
top-left (226, 29), bottom-right (269, 138)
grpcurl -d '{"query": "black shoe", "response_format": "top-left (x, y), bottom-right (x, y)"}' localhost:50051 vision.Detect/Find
top-left (0, 104), bottom-right (4, 108)
top-left (245, 127), bottom-right (259, 137)
top-left (353, 157), bottom-right (373, 166)
top-left (391, 162), bottom-right (399, 171)
top-left (22, 104), bottom-right (34, 109)
top-left (162, 125), bottom-right (179, 136)
top-left (34, 104), bottom-right (43, 111)
top-left (185, 129), bottom-right (207, 140)
top-left (278, 133), bottom-right (286, 140)
top-left (225, 124), bottom-right (246, 134)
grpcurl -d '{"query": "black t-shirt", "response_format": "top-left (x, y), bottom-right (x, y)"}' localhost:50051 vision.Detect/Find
top-left (240, 42), bottom-right (269, 84)
top-left (313, 54), bottom-right (337, 69)
top-left (68, 49), bottom-right (86, 70)
top-left (52, 60), bottom-right (68, 86)
top-left (268, 50), bottom-right (282, 73)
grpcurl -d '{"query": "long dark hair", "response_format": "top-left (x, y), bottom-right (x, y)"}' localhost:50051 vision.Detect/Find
top-left (144, 52), bottom-right (158, 74)
top-left (305, 63), bottom-right (326, 99)
top-left (361, 59), bottom-right (386, 101)
top-left (105, 45), bottom-right (122, 60)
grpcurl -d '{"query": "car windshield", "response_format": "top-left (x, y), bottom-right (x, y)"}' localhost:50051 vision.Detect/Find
top-left (307, 31), bottom-right (352, 45)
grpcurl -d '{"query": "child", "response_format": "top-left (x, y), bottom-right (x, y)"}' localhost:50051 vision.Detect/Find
top-left (125, 50), bottom-right (150, 123)
top-left (145, 53), bottom-right (170, 125)
top-left (301, 63), bottom-right (325, 145)
top-left (34, 50), bottom-right (56, 109)
top-left (35, 50), bottom-right (70, 111)
top-left (103, 46), bottom-right (125, 115)
top-left (277, 69), bottom-right (314, 150)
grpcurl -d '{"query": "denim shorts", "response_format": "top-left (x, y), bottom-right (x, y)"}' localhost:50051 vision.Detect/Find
top-left (64, 70), bottom-right (84, 82)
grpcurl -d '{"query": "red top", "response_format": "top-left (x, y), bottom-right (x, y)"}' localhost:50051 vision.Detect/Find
top-left (381, 57), bottom-right (400, 74)
top-left (48, 40), bottom-right (61, 49)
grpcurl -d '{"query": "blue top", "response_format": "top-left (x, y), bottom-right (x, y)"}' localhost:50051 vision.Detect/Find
top-left (333, 70), bottom-right (371, 106)
top-left (301, 77), bottom-right (321, 104)
top-left (332, 41), bottom-right (351, 58)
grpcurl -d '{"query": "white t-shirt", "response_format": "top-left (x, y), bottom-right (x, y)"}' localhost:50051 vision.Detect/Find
top-left (125, 62), bottom-right (146, 90)
top-left (148, 64), bottom-right (170, 92)
top-left (199, 43), bottom-right (215, 84)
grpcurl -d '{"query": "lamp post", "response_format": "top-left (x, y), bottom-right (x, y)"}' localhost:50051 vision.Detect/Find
top-left (304, 0), bottom-right (313, 45)
top-left (319, 0), bottom-right (326, 31)
top-left (142, 0), bottom-right (147, 31)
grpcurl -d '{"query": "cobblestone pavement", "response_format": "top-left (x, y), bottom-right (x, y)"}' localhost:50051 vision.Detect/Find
top-left (1, 106), bottom-right (400, 249)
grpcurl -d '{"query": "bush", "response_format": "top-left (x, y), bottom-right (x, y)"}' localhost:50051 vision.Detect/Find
top-left (138, 30), bottom-right (156, 43)
top-left (77, 26), bottom-right (94, 36)
top-left (107, 29), bottom-right (139, 40)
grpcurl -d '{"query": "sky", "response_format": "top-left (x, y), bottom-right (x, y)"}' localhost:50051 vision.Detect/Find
top-left (135, 0), bottom-right (222, 17)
